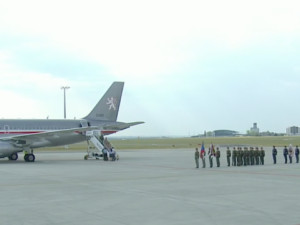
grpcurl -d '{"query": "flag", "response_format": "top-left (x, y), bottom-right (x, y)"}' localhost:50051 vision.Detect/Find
top-left (200, 142), bottom-right (205, 158)
top-left (210, 143), bottom-right (215, 156)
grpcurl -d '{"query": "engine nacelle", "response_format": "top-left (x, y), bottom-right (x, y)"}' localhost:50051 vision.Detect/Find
top-left (0, 142), bottom-right (23, 158)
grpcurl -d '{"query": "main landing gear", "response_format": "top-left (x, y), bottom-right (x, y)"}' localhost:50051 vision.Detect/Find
top-left (24, 153), bottom-right (35, 162)
top-left (24, 149), bottom-right (35, 162)
top-left (8, 153), bottom-right (18, 161)
top-left (7, 151), bottom-right (35, 162)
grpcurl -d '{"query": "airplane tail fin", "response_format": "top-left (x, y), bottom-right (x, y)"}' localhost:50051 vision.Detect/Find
top-left (83, 82), bottom-right (124, 121)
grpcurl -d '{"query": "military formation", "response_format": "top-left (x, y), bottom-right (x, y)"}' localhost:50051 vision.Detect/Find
top-left (194, 145), bottom-right (300, 168)
top-left (229, 146), bottom-right (265, 166)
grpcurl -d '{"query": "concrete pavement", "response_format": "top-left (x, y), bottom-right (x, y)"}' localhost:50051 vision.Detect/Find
top-left (0, 148), bottom-right (300, 225)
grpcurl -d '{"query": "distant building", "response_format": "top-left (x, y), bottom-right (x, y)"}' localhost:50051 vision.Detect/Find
top-left (213, 130), bottom-right (239, 137)
top-left (250, 123), bottom-right (259, 134)
top-left (246, 123), bottom-right (260, 136)
top-left (286, 126), bottom-right (300, 136)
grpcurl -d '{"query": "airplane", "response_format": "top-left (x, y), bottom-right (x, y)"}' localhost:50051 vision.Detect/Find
top-left (0, 82), bottom-right (144, 162)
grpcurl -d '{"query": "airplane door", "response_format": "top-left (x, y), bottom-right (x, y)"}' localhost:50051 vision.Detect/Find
top-left (4, 125), bottom-right (9, 134)
top-left (80, 120), bottom-right (88, 128)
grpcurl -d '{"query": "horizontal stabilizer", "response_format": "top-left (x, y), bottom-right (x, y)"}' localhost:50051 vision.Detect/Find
top-left (102, 121), bottom-right (144, 131)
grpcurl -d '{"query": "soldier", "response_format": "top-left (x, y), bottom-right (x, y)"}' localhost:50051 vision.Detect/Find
top-left (236, 147), bottom-right (241, 166)
top-left (272, 146), bottom-right (277, 164)
top-left (255, 147), bottom-right (260, 165)
top-left (200, 144), bottom-right (206, 168)
top-left (240, 147), bottom-right (244, 166)
top-left (195, 148), bottom-right (199, 168)
top-left (245, 147), bottom-right (250, 166)
top-left (288, 144), bottom-right (294, 164)
top-left (227, 147), bottom-right (231, 167)
top-left (283, 146), bottom-right (288, 164)
top-left (232, 147), bottom-right (237, 166)
top-left (260, 147), bottom-right (265, 165)
top-left (243, 147), bottom-right (247, 166)
top-left (216, 147), bottom-right (221, 167)
top-left (208, 147), bottom-right (214, 168)
top-left (249, 147), bottom-right (254, 165)
top-left (295, 145), bottom-right (299, 163)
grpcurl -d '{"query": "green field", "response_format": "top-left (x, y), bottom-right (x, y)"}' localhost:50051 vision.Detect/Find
top-left (110, 136), bottom-right (300, 149)
top-left (37, 136), bottom-right (300, 152)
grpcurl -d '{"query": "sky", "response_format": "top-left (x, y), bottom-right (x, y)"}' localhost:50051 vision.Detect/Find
top-left (0, 0), bottom-right (300, 136)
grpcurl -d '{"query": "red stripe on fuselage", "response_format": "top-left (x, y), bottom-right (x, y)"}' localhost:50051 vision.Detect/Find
top-left (0, 131), bottom-right (44, 135)
top-left (0, 130), bottom-right (118, 135)
top-left (102, 131), bottom-right (117, 135)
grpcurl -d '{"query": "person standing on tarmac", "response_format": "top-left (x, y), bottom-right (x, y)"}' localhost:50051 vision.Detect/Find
top-left (295, 145), bottom-right (299, 163)
top-left (195, 148), bottom-right (200, 168)
top-left (255, 147), bottom-right (260, 165)
top-left (216, 147), bottom-right (221, 167)
top-left (227, 147), bottom-right (231, 167)
top-left (240, 147), bottom-right (244, 166)
top-left (243, 147), bottom-right (247, 166)
top-left (200, 143), bottom-right (206, 168)
top-left (260, 147), bottom-right (265, 165)
top-left (288, 144), bottom-right (294, 164)
top-left (272, 146), bottom-right (277, 164)
top-left (249, 147), bottom-right (254, 166)
top-left (232, 147), bottom-right (237, 166)
top-left (237, 147), bottom-right (241, 166)
top-left (208, 147), bottom-right (214, 168)
top-left (283, 146), bottom-right (288, 164)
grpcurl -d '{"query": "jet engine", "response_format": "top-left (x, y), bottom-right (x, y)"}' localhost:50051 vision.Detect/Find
top-left (0, 142), bottom-right (23, 158)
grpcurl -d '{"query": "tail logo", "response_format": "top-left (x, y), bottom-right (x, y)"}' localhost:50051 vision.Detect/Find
top-left (106, 97), bottom-right (117, 111)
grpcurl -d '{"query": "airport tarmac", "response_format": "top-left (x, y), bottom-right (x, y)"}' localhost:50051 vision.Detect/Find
top-left (1, 148), bottom-right (300, 225)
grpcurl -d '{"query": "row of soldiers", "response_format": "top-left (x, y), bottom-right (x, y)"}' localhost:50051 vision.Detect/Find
top-left (195, 146), bottom-right (265, 168)
top-left (226, 147), bottom-right (265, 166)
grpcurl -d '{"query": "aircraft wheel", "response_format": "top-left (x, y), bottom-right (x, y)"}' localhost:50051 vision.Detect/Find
top-left (25, 154), bottom-right (35, 162)
top-left (84, 155), bottom-right (88, 160)
top-left (9, 153), bottom-right (18, 161)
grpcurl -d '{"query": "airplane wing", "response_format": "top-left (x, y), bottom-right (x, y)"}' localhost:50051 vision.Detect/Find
top-left (0, 126), bottom-right (98, 144)
top-left (102, 121), bottom-right (144, 131)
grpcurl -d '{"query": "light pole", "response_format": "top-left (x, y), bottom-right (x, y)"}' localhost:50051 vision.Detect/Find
top-left (61, 86), bottom-right (70, 119)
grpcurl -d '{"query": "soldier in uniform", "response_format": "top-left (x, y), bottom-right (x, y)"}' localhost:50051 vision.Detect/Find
top-left (255, 147), bottom-right (260, 165)
top-left (260, 147), bottom-right (265, 165)
top-left (245, 147), bottom-right (250, 165)
top-left (216, 147), bottom-right (221, 167)
top-left (208, 147), bottom-right (214, 168)
top-left (200, 145), bottom-right (206, 168)
top-left (240, 147), bottom-right (244, 166)
top-left (249, 147), bottom-right (254, 165)
top-left (295, 145), bottom-right (299, 163)
top-left (272, 146), bottom-right (277, 164)
top-left (243, 147), bottom-right (247, 166)
top-left (227, 147), bottom-right (231, 167)
top-left (232, 147), bottom-right (237, 166)
top-left (195, 148), bottom-right (199, 168)
top-left (283, 146), bottom-right (288, 164)
top-left (236, 147), bottom-right (241, 166)
top-left (288, 144), bottom-right (294, 164)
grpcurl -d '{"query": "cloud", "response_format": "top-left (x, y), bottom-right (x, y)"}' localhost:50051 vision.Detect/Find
top-left (0, 90), bottom-right (46, 119)
top-left (1, 0), bottom-right (300, 135)
top-left (1, 0), bottom-right (300, 84)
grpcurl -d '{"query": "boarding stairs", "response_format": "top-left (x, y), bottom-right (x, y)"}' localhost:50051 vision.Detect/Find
top-left (84, 131), bottom-right (118, 160)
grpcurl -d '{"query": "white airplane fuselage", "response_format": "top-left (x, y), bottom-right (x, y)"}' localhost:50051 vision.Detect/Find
top-left (0, 119), bottom-right (118, 148)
